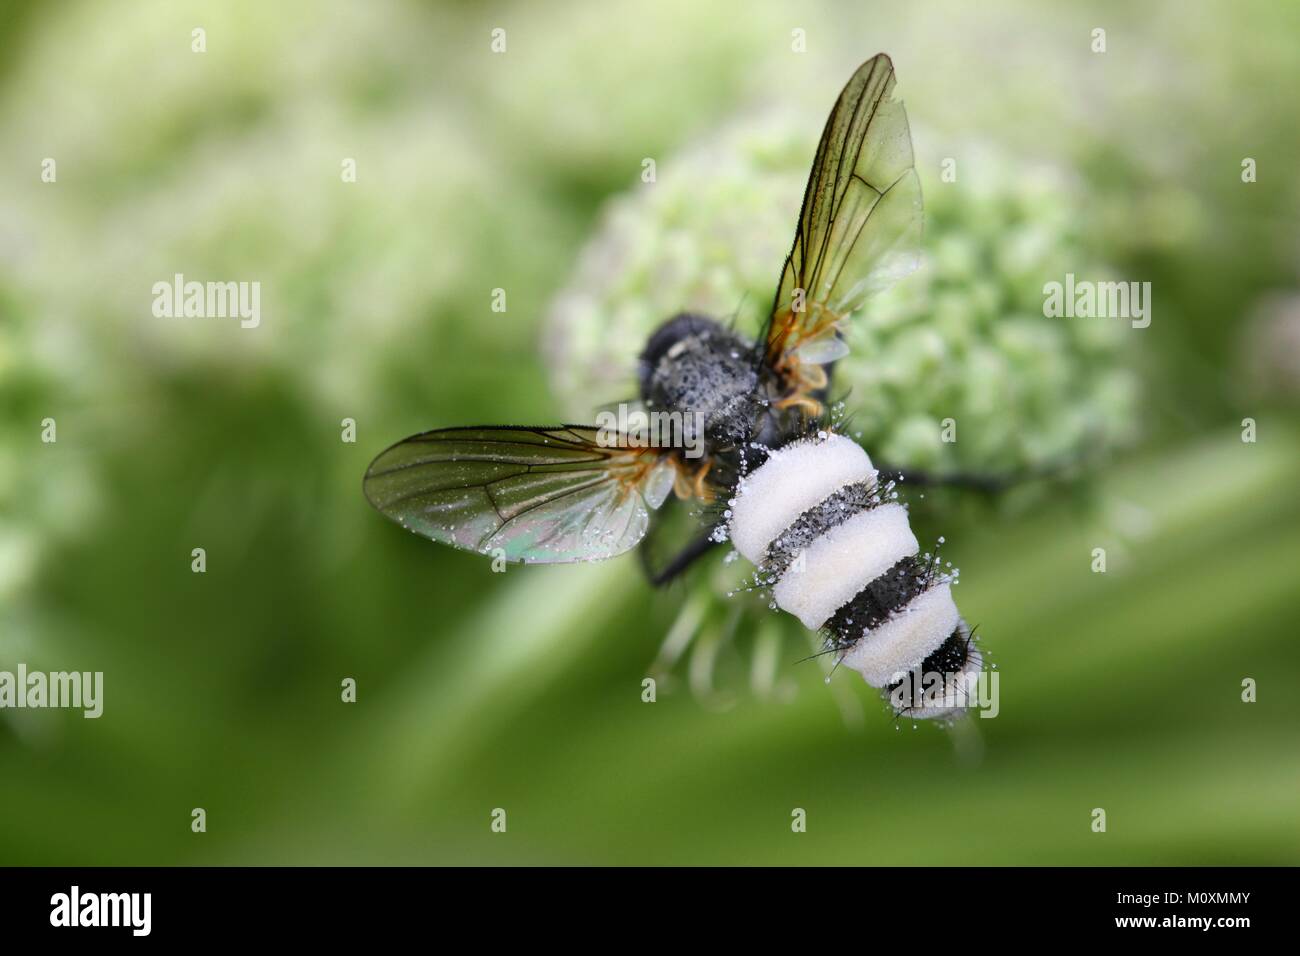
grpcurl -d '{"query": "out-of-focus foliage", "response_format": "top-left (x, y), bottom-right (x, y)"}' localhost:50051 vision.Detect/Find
top-left (0, 0), bottom-right (1297, 865)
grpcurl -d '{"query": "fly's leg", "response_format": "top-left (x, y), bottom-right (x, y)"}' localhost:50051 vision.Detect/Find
top-left (875, 465), bottom-right (1020, 494)
top-left (874, 458), bottom-right (1081, 495)
top-left (640, 529), bottom-right (721, 588)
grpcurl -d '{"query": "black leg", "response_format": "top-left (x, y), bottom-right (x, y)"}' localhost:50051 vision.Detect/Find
top-left (875, 458), bottom-right (1076, 495)
top-left (641, 530), bottom-right (721, 588)
top-left (876, 465), bottom-right (1015, 494)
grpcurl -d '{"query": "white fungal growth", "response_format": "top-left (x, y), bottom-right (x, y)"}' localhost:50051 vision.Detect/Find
top-left (724, 433), bottom-right (975, 711)
top-left (771, 504), bottom-right (918, 630)
top-left (840, 583), bottom-right (962, 688)
top-left (728, 433), bottom-right (875, 563)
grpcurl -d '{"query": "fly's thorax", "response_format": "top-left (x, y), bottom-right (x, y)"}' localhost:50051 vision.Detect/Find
top-left (639, 313), bottom-right (764, 453)
top-left (726, 432), bottom-right (973, 719)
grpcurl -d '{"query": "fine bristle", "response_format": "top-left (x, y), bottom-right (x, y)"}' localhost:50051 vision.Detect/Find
top-left (917, 625), bottom-right (974, 675)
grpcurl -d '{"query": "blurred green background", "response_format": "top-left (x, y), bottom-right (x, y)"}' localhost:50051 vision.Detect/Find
top-left (2, 0), bottom-right (1298, 865)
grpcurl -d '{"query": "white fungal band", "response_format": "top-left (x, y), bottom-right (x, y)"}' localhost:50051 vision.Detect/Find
top-left (728, 434), bottom-right (875, 564)
top-left (772, 504), bottom-right (918, 629)
top-left (727, 432), bottom-right (969, 698)
top-left (841, 583), bottom-right (961, 688)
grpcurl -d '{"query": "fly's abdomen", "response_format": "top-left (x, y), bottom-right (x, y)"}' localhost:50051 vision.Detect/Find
top-left (727, 433), bottom-right (981, 720)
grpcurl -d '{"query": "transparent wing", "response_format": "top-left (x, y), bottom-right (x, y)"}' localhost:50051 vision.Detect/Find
top-left (764, 53), bottom-right (923, 373)
top-left (363, 425), bottom-right (677, 564)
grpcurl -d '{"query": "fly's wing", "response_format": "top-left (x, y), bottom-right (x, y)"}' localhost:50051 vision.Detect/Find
top-left (363, 425), bottom-right (677, 564)
top-left (764, 53), bottom-right (923, 375)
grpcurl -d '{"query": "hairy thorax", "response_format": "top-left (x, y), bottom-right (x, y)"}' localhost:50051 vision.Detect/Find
top-left (638, 313), bottom-right (797, 481)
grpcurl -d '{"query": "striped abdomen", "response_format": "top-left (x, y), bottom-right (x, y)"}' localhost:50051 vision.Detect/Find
top-left (727, 433), bottom-right (982, 720)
